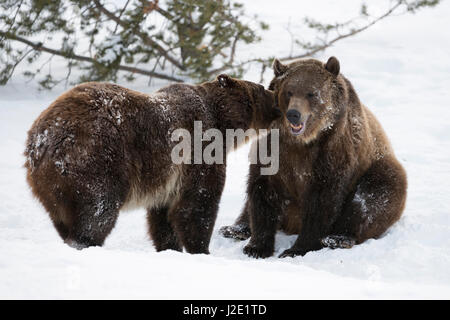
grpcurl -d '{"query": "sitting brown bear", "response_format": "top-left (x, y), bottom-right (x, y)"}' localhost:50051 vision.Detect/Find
top-left (25, 75), bottom-right (280, 253)
top-left (220, 57), bottom-right (407, 258)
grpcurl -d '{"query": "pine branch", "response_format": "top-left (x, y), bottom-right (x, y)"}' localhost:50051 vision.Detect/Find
top-left (92, 0), bottom-right (185, 71)
top-left (206, 1), bottom-right (403, 77)
top-left (278, 1), bottom-right (403, 61)
top-left (0, 31), bottom-right (184, 82)
top-left (228, 31), bottom-right (240, 65)
top-left (154, 6), bottom-right (175, 20)
top-left (113, 0), bottom-right (131, 34)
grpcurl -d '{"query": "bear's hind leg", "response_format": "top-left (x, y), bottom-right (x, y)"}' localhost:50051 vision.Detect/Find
top-left (147, 206), bottom-right (182, 252)
top-left (64, 194), bottom-right (121, 249)
top-left (52, 220), bottom-right (70, 241)
top-left (170, 165), bottom-right (226, 254)
top-left (331, 157), bottom-right (407, 245)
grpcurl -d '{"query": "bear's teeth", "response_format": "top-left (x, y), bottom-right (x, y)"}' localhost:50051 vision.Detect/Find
top-left (290, 123), bottom-right (303, 130)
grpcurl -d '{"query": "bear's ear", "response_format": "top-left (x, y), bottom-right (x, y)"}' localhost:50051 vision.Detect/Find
top-left (273, 59), bottom-right (288, 77)
top-left (217, 74), bottom-right (234, 88)
top-left (325, 56), bottom-right (340, 76)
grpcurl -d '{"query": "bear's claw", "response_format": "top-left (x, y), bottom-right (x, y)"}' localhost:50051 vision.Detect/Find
top-left (243, 243), bottom-right (273, 259)
top-left (321, 235), bottom-right (356, 249)
top-left (279, 248), bottom-right (308, 258)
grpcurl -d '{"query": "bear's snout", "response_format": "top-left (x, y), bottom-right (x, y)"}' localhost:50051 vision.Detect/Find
top-left (286, 109), bottom-right (301, 125)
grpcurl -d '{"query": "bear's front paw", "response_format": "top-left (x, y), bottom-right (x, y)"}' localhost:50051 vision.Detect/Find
top-left (321, 235), bottom-right (355, 249)
top-left (278, 248), bottom-right (308, 258)
top-left (243, 243), bottom-right (273, 259)
top-left (219, 225), bottom-right (251, 241)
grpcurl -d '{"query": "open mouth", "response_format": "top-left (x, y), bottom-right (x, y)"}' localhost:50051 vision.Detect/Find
top-left (289, 122), bottom-right (306, 135)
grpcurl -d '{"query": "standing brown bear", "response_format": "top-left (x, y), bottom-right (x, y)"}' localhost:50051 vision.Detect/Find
top-left (25, 75), bottom-right (280, 253)
top-left (220, 57), bottom-right (407, 258)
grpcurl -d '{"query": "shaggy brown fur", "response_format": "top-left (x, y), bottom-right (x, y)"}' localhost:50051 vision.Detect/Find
top-left (220, 57), bottom-right (407, 258)
top-left (24, 75), bottom-right (280, 253)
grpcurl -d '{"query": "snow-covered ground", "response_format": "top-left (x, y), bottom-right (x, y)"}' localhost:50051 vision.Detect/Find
top-left (1, 0), bottom-right (450, 299)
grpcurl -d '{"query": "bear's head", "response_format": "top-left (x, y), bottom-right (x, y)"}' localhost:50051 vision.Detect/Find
top-left (269, 57), bottom-right (348, 144)
top-left (211, 74), bottom-right (281, 131)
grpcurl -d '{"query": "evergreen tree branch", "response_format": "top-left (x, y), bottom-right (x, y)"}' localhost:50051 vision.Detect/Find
top-left (0, 31), bottom-right (184, 82)
top-left (113, 0), bottom-right (131, 34)
top-left (206, 1), bottom-right (404, 77)
top-left (92, 0), bottom-right (185, 71)
top-left (278, 1), bottom-right (403, 61)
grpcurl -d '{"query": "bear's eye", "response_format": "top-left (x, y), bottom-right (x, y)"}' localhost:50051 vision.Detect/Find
top-left (306, 92), bottom-right (316, 98)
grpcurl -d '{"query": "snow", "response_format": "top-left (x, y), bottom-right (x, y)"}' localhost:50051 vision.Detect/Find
top-left (1, 0), bottom-right (450, 299)
top-left (98, 35), bottom-right (125, 64)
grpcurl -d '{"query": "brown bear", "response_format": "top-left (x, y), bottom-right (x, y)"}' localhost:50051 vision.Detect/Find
top-left (24, 75), bottom-right (280, 253)
top-left (220, 57), bottom-right (407, 258)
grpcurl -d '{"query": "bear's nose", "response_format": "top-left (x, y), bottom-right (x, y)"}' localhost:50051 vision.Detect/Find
top-left (286, 109), bottom-right (301, 125)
